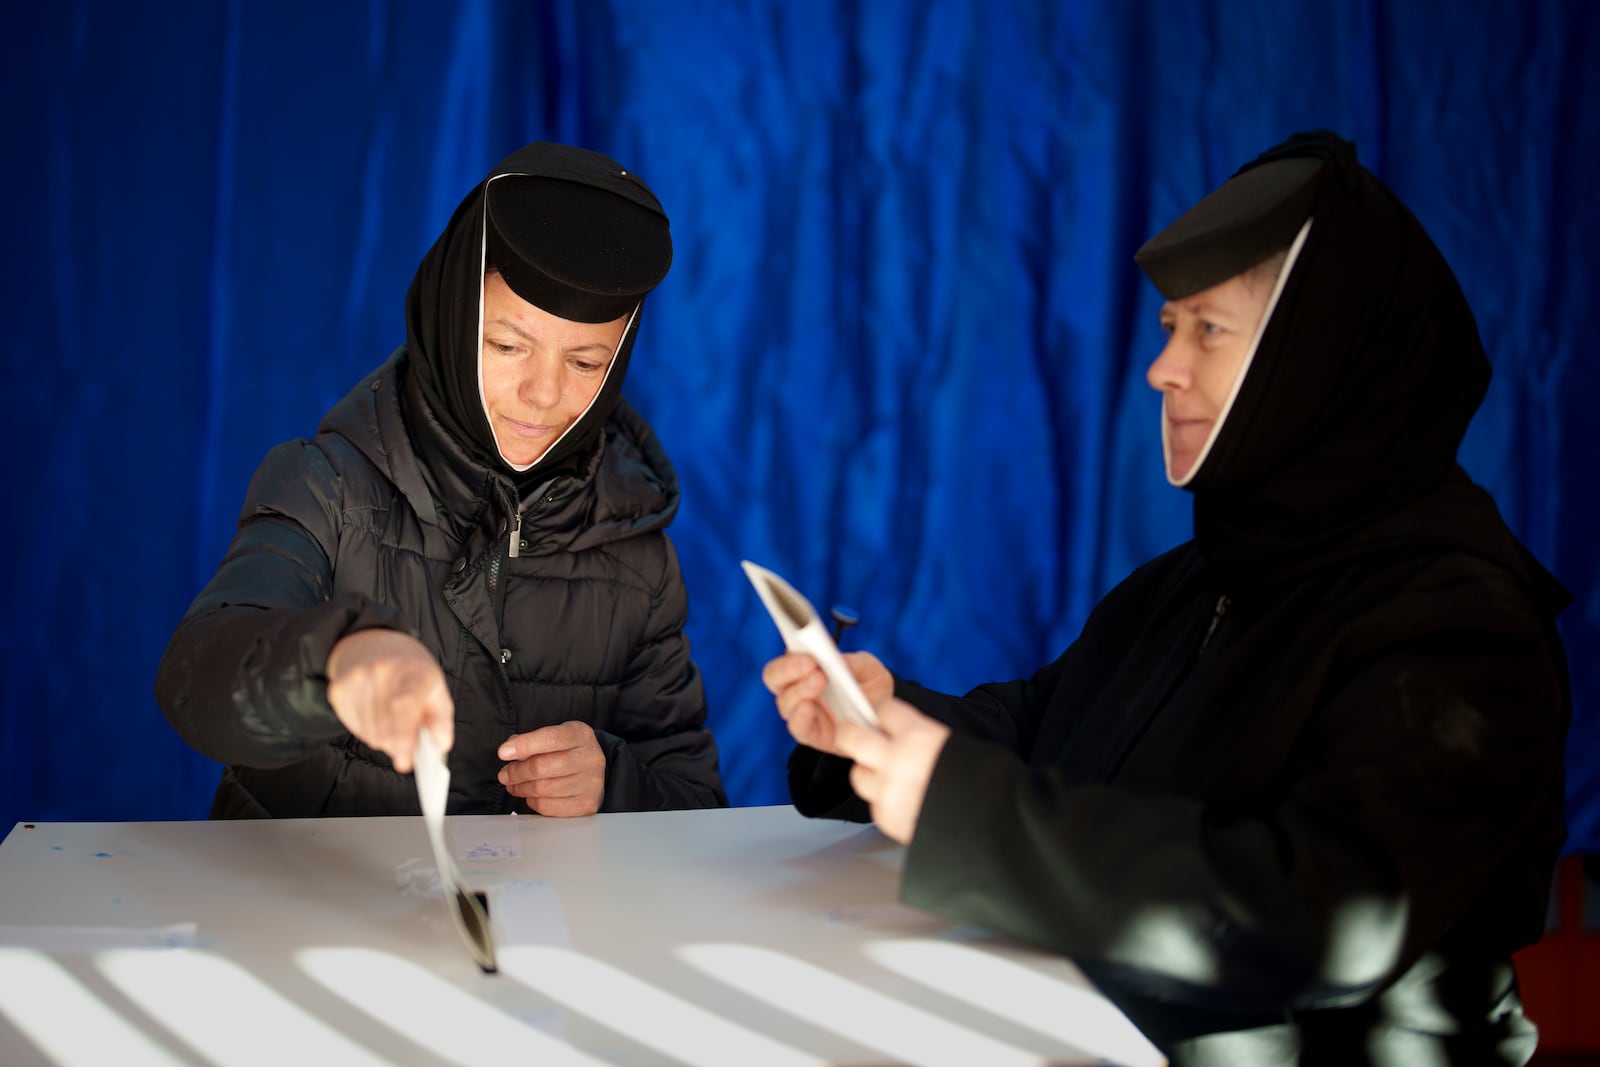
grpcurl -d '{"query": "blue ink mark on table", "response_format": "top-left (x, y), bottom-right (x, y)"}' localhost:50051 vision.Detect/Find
top-left (464, 843), bottom-right (515, 860)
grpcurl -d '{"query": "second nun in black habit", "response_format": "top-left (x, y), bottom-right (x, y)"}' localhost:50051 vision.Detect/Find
top-left (764, 131), bottom-right (1570, 1065)
top-left (157, 142), bottom-right (726, 818)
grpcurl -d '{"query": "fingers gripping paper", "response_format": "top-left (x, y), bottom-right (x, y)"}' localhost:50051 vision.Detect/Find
top-left (414, 728), bottom-right (498, 973)
top-left (741, 561), bottom-right (880, 730)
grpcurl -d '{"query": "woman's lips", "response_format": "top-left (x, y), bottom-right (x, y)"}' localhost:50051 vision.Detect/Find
top-left (1167, 417), bottom-right (1213, 451)
top-left (501, 416), bottom-right (555, 439)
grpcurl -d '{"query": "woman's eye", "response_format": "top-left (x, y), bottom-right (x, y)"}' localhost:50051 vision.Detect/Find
top-left (1200, 322), bottom-right (1224, 337)
top-left (573, 361), bottom-right (603, 374)
top-left (489, 341), bottom-right (519, 355)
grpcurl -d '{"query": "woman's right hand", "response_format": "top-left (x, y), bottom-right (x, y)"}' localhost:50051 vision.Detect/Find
top-left (760, 650), bottom-right (893, 757)
top-left (326, 630), bottom-right (454, 774)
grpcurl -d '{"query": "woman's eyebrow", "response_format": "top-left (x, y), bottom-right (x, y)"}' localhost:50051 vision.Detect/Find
top-left (484, 319), bottom-right (613, 357)
top-left (484, 317), bottom-right (538, 343)
top-left (1159, 300), bottom-right (1227, 322)
top-left (1180, 296), bottom-right (1240, 321)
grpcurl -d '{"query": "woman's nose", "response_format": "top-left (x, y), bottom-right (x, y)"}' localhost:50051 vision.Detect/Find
top-left (1146, 335), bottom-right (1190, 393)
top-left (521, 359), bottom-right (562, 407)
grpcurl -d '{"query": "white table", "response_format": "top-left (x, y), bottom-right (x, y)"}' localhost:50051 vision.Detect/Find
top-left (0, 805), bottom-right (1162, 1067)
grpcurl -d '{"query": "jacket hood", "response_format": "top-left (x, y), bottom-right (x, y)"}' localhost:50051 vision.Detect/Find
top-left (319, 349), bottom-right (680, 552)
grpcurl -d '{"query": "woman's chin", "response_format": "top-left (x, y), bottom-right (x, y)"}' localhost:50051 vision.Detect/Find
top-left (504, 449), bottom-right (548, 467)
top-left (1167, 451), bottom-right (1197, 482)
top-left (492, 429), bottom-right (552, 468)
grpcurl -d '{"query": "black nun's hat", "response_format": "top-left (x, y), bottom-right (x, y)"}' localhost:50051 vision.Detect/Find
top-left (1135, 155), bottom-right (1322, 301)
top-left (485, 146), bottom-right (673, 323)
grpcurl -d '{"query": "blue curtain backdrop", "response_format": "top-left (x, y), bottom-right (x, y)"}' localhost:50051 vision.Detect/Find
top-left (3, 1), bottom-right (1597, 852)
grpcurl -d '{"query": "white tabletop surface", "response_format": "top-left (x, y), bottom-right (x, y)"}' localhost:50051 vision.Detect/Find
top-left (0, 805), bottom-right (1162, 1067)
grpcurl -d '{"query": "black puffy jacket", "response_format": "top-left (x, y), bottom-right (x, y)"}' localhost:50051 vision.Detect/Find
top-left (156, 349), bottom-right (725, 817)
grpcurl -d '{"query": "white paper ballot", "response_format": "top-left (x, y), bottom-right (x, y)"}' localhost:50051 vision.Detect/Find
top-left (414, 728), bottom-right (498, 973)
top-left (742, 560), bottom-right (880, 730)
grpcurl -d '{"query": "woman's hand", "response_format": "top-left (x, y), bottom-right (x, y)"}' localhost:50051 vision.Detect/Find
top-left (832, 698), bottom-right (950, 845)
top-left (761, 650), bottom-right (894, 756)
top-left (497, 722), bottom-right (607, 817)
top-left (326, 630), bottom-right (454, 773)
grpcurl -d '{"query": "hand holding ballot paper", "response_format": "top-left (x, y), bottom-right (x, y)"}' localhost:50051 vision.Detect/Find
top-left (743, 561), bottom-right (884, 732)
top-left (748, 561), bottom-right (950, 845)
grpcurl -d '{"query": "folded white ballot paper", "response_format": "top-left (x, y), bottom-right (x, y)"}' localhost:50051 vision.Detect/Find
top-left (742, 560), bottom-right (880, 730)
top-left (414, 728), bottom-right (498, 973)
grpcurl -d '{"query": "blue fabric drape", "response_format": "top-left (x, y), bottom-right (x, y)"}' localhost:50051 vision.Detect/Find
top-left (3, 0), bottom-right (1596, 852)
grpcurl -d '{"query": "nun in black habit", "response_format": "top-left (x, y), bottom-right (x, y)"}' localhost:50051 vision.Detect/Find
top-left (766, 131), bottom-right (1571, 1065)
top-left (158, 142), bottom-right (725, 818)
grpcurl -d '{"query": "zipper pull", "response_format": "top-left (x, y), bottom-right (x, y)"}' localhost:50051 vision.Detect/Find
top-left (508, 510), bottom-right (522, 559)
top-left (1200, 594), bottom-right (1229, 651)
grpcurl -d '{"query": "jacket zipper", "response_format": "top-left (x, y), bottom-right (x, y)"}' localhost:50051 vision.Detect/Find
top-left (508, 478), bottom-right (559, 559)
top-left (1199, 594), bottom-right (1230, 652)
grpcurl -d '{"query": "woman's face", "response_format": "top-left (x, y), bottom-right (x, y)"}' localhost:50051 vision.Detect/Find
top-left (1145, 269), bottom-right (1276, 482)
top-left (480, 271), bottom-right (629, 467)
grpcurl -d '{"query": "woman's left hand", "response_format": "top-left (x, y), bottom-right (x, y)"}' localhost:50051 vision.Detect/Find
top-left (497, 722), bottom-right (606, 816)
top-left (833, 698), bottom-right (951, 845)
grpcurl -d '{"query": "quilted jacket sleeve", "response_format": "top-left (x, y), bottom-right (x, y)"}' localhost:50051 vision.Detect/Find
top-left (786, 653), bottom-right (1069, 821)
top-left (593, 535), bottom-right (727, 811)
top-left (154, 439), bottom-right (406, 768)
